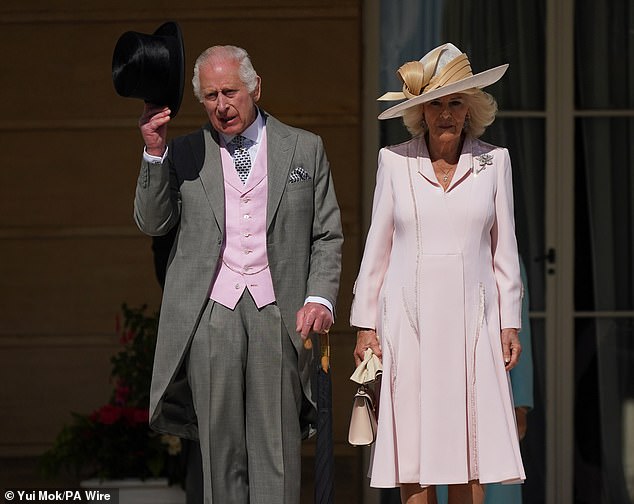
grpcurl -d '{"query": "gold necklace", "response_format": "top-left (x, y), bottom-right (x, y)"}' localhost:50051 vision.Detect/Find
top-left (435, 163), bottom-right (456, 184)
top-left (440, 166), bottom-right (454, 183)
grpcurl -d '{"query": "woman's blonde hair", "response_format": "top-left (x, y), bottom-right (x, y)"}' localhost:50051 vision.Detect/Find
top-left (401, 88), bottom-right (498, 138)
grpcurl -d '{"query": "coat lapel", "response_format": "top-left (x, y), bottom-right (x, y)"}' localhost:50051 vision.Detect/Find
top-left (416, 136), bottom-right (436, 182)
top-left (264, 114), bottom-right (297, 230)
top-left (450, 136), bottom-right (473, 190)
top-left (198, 124), bottom-right (226, 234)
top-left (195, 113), bottom-right (296, 234)
top-left (417, 135), bottom-right (474, 192)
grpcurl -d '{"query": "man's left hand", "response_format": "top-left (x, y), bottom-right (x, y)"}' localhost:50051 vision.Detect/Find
top-left (296, 302), bottom-right (333, 340)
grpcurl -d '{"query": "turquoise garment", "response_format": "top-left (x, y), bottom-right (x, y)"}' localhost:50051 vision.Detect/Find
top-left (436, 258), bottom-right (533, 504)
top-left (435, 481), bottom-right (521, 503)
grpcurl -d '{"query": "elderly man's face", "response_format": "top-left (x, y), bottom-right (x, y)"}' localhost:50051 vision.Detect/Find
top-left (198, 57), bottom-right (260, 136)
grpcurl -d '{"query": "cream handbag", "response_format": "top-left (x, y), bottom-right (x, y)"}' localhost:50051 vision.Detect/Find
top-left (348, 384), bottom-right (378, 446)
top-left (348, 348), bottom-right (382, 446)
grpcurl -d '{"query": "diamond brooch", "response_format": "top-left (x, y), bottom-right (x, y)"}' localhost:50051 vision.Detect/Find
top-left (474, 153), bottom-right (493, 175)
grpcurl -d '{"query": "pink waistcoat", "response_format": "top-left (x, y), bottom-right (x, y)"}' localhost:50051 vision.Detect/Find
top-left (209, 131), bottom-right (276, 309)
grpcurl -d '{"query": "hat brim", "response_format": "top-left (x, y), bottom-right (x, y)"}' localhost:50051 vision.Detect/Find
top-left (153, 22), bottom-right (185, 117)
top-left (378, 64), bottom-right (509, 120)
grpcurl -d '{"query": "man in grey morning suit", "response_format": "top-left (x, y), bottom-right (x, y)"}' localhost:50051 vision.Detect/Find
top-left (134, 45), bottom-right (343, 504)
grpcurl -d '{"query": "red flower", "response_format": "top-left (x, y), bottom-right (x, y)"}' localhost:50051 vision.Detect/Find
top-left (119, 328), bottom-right (135, 345)
top-left (93, 404), bottom-right (124, 425)
top-left (124, 407), bottom-right (149, 425)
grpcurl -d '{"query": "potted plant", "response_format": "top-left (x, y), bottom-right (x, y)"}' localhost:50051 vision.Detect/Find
top-left (40, 304), bottom-right (184, 491)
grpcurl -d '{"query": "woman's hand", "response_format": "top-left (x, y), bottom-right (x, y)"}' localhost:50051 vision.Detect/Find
top-left (354, 328), bottom-right (382, 366)
top-left (501, 328), bottom-right (521, 370)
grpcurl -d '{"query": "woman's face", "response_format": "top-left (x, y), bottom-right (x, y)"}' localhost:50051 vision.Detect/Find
top-left (423, 94), bottom-right (470, 144)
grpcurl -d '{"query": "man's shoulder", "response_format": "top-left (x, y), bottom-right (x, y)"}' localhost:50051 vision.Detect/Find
top-left (470, 136), bottom-right (506, 156)
top-left (263, 111), bottom-right (320, 142)
top-left (165, 125), bottom-right (211, 172)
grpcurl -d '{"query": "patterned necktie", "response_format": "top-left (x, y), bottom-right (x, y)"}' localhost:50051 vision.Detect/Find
top-left (231, 135), bottom-right (252, 183)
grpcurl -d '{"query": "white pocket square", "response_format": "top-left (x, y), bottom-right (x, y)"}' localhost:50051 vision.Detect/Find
top-left (289, 166), bottom-right (311, 183)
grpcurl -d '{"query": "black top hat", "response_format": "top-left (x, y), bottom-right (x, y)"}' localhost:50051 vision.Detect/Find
top-left (112, 21), bottom-right (185, 117)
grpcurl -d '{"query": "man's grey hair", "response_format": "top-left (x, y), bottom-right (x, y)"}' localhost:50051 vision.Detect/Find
top-left (192, 45), bottom-right (259, 102)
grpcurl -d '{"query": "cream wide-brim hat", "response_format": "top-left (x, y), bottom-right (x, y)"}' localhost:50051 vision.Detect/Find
top-left (377, 43), bottom-right (508, 120)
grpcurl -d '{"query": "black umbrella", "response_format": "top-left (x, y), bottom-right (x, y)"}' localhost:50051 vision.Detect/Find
top-left (314, 330), bottom-right (334, 504)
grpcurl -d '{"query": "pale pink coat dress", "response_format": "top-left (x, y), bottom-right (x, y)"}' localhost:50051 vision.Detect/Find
top-left (350, 135), bottom-right (526, 487)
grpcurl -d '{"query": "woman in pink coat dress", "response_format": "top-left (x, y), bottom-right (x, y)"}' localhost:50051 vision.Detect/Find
top-left (350, 43), bottom-right (526, 504)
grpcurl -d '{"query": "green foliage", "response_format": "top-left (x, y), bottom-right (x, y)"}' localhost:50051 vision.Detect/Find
top-left (40, 304), bottom-right (183, 483)
top-left (110, 304), bottom-right (159, 409)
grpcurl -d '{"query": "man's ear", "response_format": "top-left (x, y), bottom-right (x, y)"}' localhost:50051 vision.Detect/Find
top-left (252, 76), bottom-right (262, 102)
